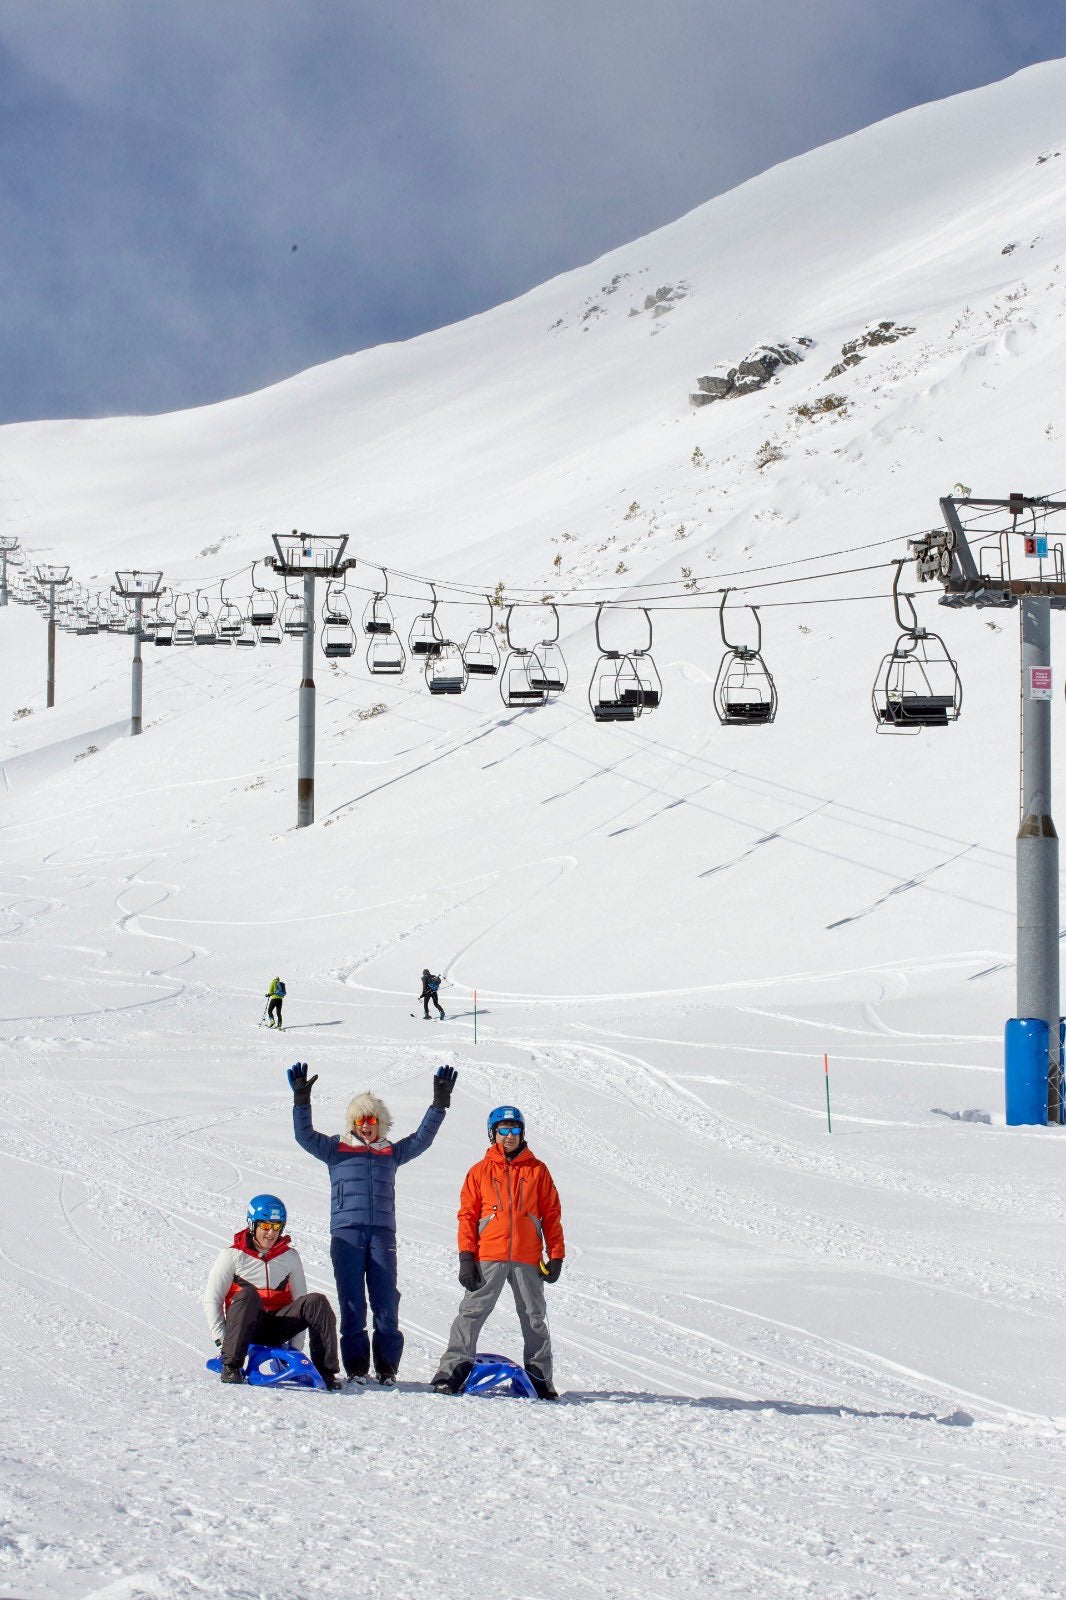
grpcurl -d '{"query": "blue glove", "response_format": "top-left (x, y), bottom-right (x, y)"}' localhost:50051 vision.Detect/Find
top-left (287, 1062), bottom-right (318, 1105)
top-left (433, 1064), bottom-right (457, 1110)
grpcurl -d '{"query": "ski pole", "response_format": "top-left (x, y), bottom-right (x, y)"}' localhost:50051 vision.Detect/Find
top-left (824, 1052), bottom-right (832, 1133)
top-left (473, 988), bottom-right (477, 1045)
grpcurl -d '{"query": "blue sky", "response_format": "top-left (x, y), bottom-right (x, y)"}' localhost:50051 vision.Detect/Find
top-left (1, 1), bottom-right (1064, 423)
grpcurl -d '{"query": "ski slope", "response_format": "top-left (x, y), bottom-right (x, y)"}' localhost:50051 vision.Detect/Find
top-left (2, 58), bottom-right (1066, 1600)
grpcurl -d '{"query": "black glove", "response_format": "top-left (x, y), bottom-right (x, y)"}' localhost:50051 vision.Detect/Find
top-left (287, 1062), bottom-right (318, 1105)
top-left (458, 1252), bottom-right (482, 1292)
top-left (433, 1064), bottom-right (457, 1110)
top-left (214, 1337), bottom-right (222, 1348)
top-left (539, 1259), bottom-right (563, 1284)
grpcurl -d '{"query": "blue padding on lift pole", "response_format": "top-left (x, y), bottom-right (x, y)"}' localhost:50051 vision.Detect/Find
top-left (1004, 1017), bottom-right (1049, 1126)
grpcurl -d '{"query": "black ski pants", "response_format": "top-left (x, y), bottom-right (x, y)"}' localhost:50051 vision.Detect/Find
top-left (422, 991), bottom-right (444, 1018)
top-left (222, 1285), bottom-right (339, 1377)
top-left (267, 997), bottom-right (283, 1025)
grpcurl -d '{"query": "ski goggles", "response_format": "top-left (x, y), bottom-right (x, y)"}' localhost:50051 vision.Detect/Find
top-left (254, 1220), bottom-right (283, 1232)
top-left (355, 1113), bottom-right (379, 1125)
top-left (494, 1121), bottom-right (522, 1135)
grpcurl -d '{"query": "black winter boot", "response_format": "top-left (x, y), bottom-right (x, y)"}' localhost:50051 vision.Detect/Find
top-left (220, 1363), bottom-right (245, 1384)
top-left (526, 1367), bottom-right (559, 1401)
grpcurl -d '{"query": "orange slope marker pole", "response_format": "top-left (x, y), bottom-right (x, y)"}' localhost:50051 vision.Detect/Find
top-left (824, 1052), bottom-right (832, 1133)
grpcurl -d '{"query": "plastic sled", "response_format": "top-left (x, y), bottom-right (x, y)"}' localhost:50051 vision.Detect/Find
top-left (206, 1343), bottom-right (327, 1390)
top-left (462, 1352), bottom-right (539, 1399)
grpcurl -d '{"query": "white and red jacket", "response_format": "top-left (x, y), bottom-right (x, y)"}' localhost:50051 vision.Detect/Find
top-left (203, 1230), bottom-right (308, 1349)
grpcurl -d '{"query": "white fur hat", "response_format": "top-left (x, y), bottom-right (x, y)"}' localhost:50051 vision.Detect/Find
top-left (345, 1091), bottom-right (392, 1139)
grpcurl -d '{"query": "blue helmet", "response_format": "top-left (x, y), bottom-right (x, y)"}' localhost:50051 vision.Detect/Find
top-left (487, 1105), bottom-right (525, 1141)
top-left (247, 1193), bottom-right (286, 1229)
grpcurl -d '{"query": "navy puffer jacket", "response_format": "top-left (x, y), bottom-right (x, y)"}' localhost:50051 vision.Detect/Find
top-left (293, 1103), bottom-right (444, 1234)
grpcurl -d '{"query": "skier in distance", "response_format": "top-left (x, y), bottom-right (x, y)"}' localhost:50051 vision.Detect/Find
top-left (265, 975), bottom-right (286, 1029)
top-left (288, 1060), bottom-right (457, 1385)
top-left (203, 1193), bottom-right (342, 1388)
top-left (430, 1104), bottom-right (564, 1400)
top-left (420, 967), bottom-right (445, 1021)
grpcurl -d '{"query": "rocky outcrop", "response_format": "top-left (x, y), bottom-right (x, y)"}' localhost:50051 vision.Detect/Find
top-left (690, 337), bottom-right (813, 406)
top-left (824, 319), bottom-right (914, 379)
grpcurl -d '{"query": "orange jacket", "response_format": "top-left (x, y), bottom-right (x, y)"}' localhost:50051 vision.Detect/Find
top-left (457, 1144), bottom-right (564, 1264)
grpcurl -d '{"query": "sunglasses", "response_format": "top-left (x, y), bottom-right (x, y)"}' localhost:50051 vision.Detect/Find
top-left (355, 1114), bottom-right (379, 1125)
top-left (255, 1220), bottom-right (283, 1232)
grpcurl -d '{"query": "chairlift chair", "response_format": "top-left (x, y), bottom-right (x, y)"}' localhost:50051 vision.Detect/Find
top-left (173, 596), bottom-right (195, 647)
top-left (714, 593), bottom-right (777, 725)
top-left (464, 597), bottom-right (501, 678)
top-left (281, 592), bottom-right (309, 637)
top-left (871, 563), bottom-right (962, 733)
top-left (249, 563), bottom-right (280, 629)
top-left (154, 592), bottom-right (176, 647)
top-left (367, 634), bottom-right (406, 676)
top-left (426, 640), bottom-right (469, 695)
top-left (499, 606), bottom-right (548, 707)
top-left (193, 593), bottom-right (219, 645)
top-left (588, 605), bottom-right (658, 721)
top-left (526, 605), bottom-right (568, 693)
top-left (322, 621), bottom-right (355, 659)
top-left (218, 600), bottom-right (244, 640)
top-left (409, 585), bottom-right (444, 658)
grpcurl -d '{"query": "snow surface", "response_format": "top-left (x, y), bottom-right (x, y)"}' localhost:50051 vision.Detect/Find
top-left (2, 57), bottom-right (1066, 1600)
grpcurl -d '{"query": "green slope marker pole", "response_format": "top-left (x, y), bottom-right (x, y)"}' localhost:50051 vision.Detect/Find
top-left (473, 989), bottom-right (478, 1045)
top-left (824, 1052), bottom-right (832, 1133)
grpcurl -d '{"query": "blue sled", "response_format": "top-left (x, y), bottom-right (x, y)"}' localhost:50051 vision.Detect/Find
top-left (462, 1352), bottom-right (539, 1399)
top-left (206, 1343), bottom-right (327, 1390)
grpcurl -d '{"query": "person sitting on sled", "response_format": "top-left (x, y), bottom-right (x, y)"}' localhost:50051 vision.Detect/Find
top-left (265, 975), bottom-right (286, 1029)
top-left (420, 968), bottom-right (445, 1020)
top-left (288, 1061), bottom-right (457, 1385)
top-left (203, 1193), bottom-right (342, 1389)
top-left (430, 1104), bottom-right (564, 1400)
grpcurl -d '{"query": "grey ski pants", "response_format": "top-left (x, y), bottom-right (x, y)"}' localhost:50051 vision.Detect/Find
top-left (435, 1260), bottom-right (553, 1383)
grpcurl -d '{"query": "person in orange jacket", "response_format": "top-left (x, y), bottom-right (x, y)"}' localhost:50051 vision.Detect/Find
top-left (430, 1104), bottom-right (564, 1399)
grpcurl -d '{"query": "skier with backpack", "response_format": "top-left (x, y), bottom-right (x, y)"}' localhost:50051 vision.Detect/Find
top-left (430, 1104), bottom-right (565, 1400)
top-left (420, 968), bottom-right (445, 1020)
top-left (203, 1193), bottom-right (342, 1389)
top-left (265, 975), bottom-right (286, 1029)
top-left (287, 1059), bottom-right (457, 1385)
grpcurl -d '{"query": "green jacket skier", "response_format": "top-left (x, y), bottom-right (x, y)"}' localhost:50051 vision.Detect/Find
top-left (266, 976), bottom-right (286, 1029)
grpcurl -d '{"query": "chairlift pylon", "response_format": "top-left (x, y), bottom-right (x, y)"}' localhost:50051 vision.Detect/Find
top-left (872, 561), bottom-right (962, 732)
top-left (713, 592), bottom-right (778, 725)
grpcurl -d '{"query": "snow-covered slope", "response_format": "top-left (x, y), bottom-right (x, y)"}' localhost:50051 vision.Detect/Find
top-left (1, 59), bottom-right (1065, 1600)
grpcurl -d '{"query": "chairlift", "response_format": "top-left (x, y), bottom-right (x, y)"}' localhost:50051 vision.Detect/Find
top-left (218, 586), bottom-right (244, 640)
top-left (194, 592), bottom-right (219, 646)
top-left (363, 569), bottom-right (396, 635)
top-left (499, 606), bottom-right (548, 707)
top-left (323, 582), bottom-right (352, 627)
top-left (173, 595), bottom-right (195, 647)
top-left (249, 562), bottom-right (280, 628)
top-left (281, 582), bottom-right (310, 638)
top-left (367, 633), bottom-right (406, 675)
top-left (426, 640), bottom-right (469, 695)
top-left (464, 595), bottom-right (501, 678)
top-left (320, 585), bottom-right (354, 658)
top-left (409, 584), bottom-right (444, 658)
top-left (713, 592), bottom-right (777, 725)
top-left (154, 590), bottom-right (176, 647)
top-left (526, 604), bottom-right (568, 694)
top-left (588, 606), bottom-right (660, 721)
top-left (872, 562), bottom-right (962, 732)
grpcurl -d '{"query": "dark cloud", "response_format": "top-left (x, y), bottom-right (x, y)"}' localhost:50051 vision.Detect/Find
top-left (1, 0), bottom-right (1064, 421)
